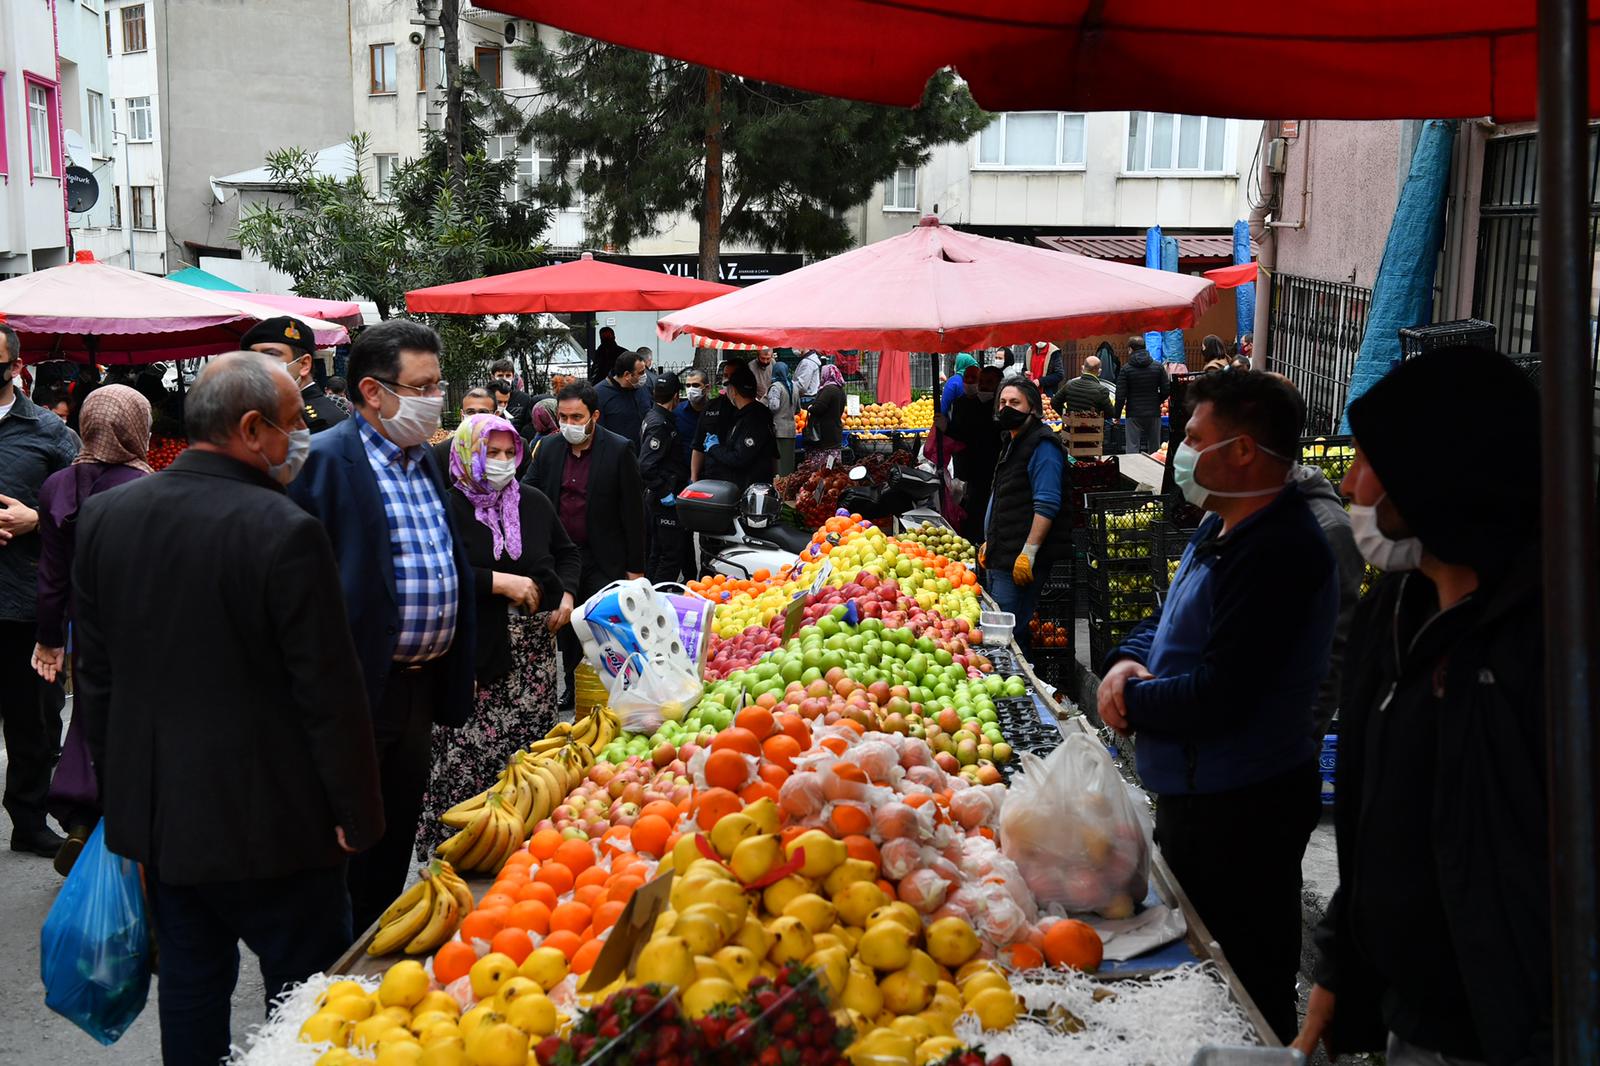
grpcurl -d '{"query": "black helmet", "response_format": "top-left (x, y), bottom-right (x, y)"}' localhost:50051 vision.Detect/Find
top-left (741, 483), bottom-right (781, 530)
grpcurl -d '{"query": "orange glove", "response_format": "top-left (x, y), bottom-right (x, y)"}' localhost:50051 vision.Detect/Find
top-left (1013, 544), bottom-right (1039, 586)
top-left (977, 542), bottom-right (987, 568)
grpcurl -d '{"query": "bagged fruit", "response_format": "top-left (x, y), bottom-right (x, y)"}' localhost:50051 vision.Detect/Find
top-left (897, 867), bottom-right (952, 914)
top-left (998, 734), bottom-right (1151, 918)
top-left (880, 838), bottom-right (926, 880)
top-left (573, 579), bottom-right (702, 733)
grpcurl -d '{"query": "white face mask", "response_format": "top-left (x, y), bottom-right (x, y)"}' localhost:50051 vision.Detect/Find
top-left (483, 457), bottom-right (518, 490)
top-left (1172, 435), bottom-right (1292, 509)
top-left (1349, 495), bottom-right (1423, 571)
top-left (686, 386), bottom-right (705, 404)
top-left (264, 422), bottom-right (311, 485)
top-left (975, 390), bottom-right (995, 402)
top-left (560, 421), bottom-right (591, 445)
top-left (377, 384), bottom-right (443, 448)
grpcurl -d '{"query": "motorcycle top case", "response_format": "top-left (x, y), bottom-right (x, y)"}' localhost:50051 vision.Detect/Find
top-left (676, 479), bottom-right (742, 534)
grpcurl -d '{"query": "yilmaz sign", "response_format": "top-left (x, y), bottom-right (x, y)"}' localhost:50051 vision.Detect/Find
top-left (598, 253), bottom-right (803, 286)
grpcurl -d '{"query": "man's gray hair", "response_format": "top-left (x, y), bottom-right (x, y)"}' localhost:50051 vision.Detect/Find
top-left (184, 351), bottom-right (290, 445)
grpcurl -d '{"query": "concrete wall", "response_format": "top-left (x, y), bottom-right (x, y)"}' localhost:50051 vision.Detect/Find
top-left (58, 0), bottom-right (122, 261)
top-left (104, 0), bottom-right (165, 272)
top-left (159, 0), bottom-right (354, 270)
top-left (0, 0), bottom-right (68, 274)
top-left (1270, 121), bottom-right (1405, 290)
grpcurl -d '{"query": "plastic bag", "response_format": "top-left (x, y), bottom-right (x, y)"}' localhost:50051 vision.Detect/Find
top-left (39, 821), bottom-right (150, 1045)
top-left (573, 579), bottom-right (704, 733)
top-left (999, 735), bottom-right (1151, 918)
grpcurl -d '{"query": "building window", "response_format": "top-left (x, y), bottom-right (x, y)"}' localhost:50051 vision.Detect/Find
top-left (1126, 113), bottom-right (1229, 174)
top-left (126, 96), bottom-right (152, 142)
top-left (369, 43), bottom-right (397, 94)
top-left (87, 90), bottom-right (106, 155)
top-left (488, 136), bottom-right (582, 206)
top-left (110, 185), bottom-right (121, 227)
top-left (104, 10), bottom-right (113, 56)
top-left (474, 47), bottom-right (502, 88)
top-left (132, 185), bottom-right (155, 230)
top-left (375, 153), bottom-right (399, 199)
top-left (976, 112), bottom-right (1086, 169)
top-left (27, 78), bottom-right (61, 178)
top-left (121, 4), bottom-right (147, 53)
top-left (882, 166), bottom-right (918, 212)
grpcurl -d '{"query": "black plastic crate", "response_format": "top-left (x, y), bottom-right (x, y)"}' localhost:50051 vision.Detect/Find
top-left (1027, 647), bottom-right (1077, 689)
top-left (1085, 492), bottom-right (1166, 562)
top-left (1398, 318), bottom-right (1496, 359)
top-left (1082, 554), bottom-right (1157, 591)
top-left (1087, 585), bottom-right (1159, 623)
top-left (1038, 557), bottom-right (1074, 603)
top-left (1156, 522), bottom-right (1194, 591)
top-left (1298, 434), bottom-right (1357, 489)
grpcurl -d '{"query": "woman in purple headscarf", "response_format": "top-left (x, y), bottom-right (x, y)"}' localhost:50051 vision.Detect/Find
top-left (415, 413), bottom-right (581, 859)
top-left (806, 361), bottom-right (848, 464)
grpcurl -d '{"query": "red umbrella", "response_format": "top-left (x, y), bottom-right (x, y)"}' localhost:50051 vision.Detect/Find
top-left (658, 216), bottom-right (1214, 352)
top-left (1203, 263), bottom-right (1259, 290)
top-left (474, 0), bottom-right (1596, 122)
top-left (404, 252), bottom-right (737, 314)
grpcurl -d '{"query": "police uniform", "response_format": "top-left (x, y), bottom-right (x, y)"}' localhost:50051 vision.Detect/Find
top-left (240, 316), bottom-right (347, 435)
top-left (703, 400), bottom-right (777, 491)
top-left (639, 405), bottom-right (688, 583)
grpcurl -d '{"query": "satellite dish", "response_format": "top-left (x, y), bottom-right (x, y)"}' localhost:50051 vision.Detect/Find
top-left (66, 166), bottom-right (99, 213)
top-left (64, 129), bottom-right (91, 169)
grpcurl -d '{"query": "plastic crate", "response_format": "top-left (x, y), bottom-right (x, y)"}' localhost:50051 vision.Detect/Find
top-left (1038, 557), bottom-right (1074, 604)
top-left (1088, 585), bottom-right (1159, 623)
top-left (1028, 647), bottom-right (1077, 688)
top-left (1298, 434), bottom-right (1357, 489)
top-left (1085, 492), bottom-right (1166, 561)
top-left (1398, 318), bottom-right (1497, 359)
top-left (1082, 555), bottom-right (1157, 592)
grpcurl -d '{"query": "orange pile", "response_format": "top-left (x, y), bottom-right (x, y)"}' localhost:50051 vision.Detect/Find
top-left (685, 567), bottom-right (784, 602)
top-left (892, 538), bottom-right (979, 586)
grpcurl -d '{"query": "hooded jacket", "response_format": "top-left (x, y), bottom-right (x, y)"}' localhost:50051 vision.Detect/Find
top-left (1113, 350), bottom-right (1169, 421)
top-left (1292, 465), bottom-right (1364, 739)
top-left (1313, 555), bottom-right (1551, 1064)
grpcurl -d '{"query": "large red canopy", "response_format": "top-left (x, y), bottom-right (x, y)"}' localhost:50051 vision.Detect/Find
top-left (475, 1), bottom-right (1596, 122)
top-left (405, 252), bottom-right (737, 315)
top-left (658, 216), bottom-right (1215, 352)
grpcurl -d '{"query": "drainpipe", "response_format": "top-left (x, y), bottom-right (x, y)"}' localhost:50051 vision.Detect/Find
top-left (50, 0), bottom-right (70, 260)
top-left (1249, 122), bottom-right (1279, 369)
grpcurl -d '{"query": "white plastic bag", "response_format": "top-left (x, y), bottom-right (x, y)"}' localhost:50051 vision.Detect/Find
top-left (572, 579), bottom-right (703, 734)
top-left (998, 734), bottom-right (1151, 919)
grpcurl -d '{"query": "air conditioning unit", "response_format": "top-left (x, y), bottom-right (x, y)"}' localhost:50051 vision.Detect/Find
top-left (1265, 138), bottom-right (1289, 175)
top-left (504, 21), bottom-right (517, 44)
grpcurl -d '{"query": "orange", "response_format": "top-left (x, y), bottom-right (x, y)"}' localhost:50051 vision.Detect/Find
top-left (819, 736), bottom-right (849, 756)
top-left (761, 734), bottom-right (802, 772)
top-left (710, 727), bottom-right (763, 757)
top-left (757, 761), bottom-right (790, 788)
top-left (592, 900), bottom-right (626, 934)
top-left (496, 864), bottom-right (530, 883)
top-left (843, 834), bottom-right (881, 869)
top-left (575, 864), bottom-right (610, 891)
top-left (734, 706), bottom-right (775, 739)
top-left (876, 879), bottom-right (896, 899)
top-left (490, 926), bottom-right (534, 964)
top-left (631, 814), bottom-right (673, 858)
top-left (479, 892), bottom-right (518, 913)
top-left (739, 780), bottom-right (780, 805)
top-left (776, 714), bottom-right (812, 749)
top-left (502, 850), bottom-right (536, 869)
top-left (599, 825), bottom-right (632, 856)
top-left (570, 937), bottom-right (604, 976)
top-left (573, 883), bottom-right (606, 910)
top-left (516, 881), bottom-right (558, 909)
top-left (705, 749), bottom-right (751, 792)
top-left (459, 909), bottom-right (504, 944)
top-left (528, 829), bottom-right (563, 861)
top-left (640, 800), bottom-right (680, 825)
top-left (1002, 942), bottom-right (1046, 970)
top-left (1042, 919), bottom-right (1104, 972)
top-left (903, 792), bottom-right (933, 808)
top-left (550, 901), bottom-right (593, 935)
top-left (694, 788), bottom-right (743, 831)
top-left (610, 853), bottom-right (647, 879)
top-left (555, 839), bottom-right (597, 875)
top-left (541, 929), bottom-right (582, 961)
top-left (606, 874), bottom-right (644, 903)
top-left (433, 940), bottom-right (477, 985)
top-left (831, 763), bottom-right (869, 784)
top-left (830, 804), bottom-right (870, 835)
top-left (506, 899), bottom-right (551, 936)
top-left (838, 719), bottom-right (866, 736)
top-left (534, 862), bottom-right (574, 895)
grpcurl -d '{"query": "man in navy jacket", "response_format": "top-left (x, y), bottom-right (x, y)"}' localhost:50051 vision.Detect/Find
top-left (1098, 371), bottom-right (1335, 1043)
top-left (289, 319), bottom-right (476, 934)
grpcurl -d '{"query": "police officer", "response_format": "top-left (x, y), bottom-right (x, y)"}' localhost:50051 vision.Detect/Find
top-left (240, 316), bottom-right (346, 434)
top-left (690, 358), bottom-right (740, 481)
top-left (639, 373), bottom-right (688, 582)
top-left (702, 363), bottom-right (777, 491)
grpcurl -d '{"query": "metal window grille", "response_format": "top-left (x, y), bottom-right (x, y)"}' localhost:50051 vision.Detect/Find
top-left (1266, 274), bottom-right (1373, 435)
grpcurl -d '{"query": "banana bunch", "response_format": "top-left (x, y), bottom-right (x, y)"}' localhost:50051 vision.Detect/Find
top-left (435, 791), bottom-right (524, 874)
top-left (367, 860), bottom-right (471, 956)
top-left (545, 705), bottom-right (620, 750)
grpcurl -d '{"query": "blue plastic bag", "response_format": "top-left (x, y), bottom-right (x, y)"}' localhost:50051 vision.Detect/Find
top-left (39, 821), bottom-right (150, 1045)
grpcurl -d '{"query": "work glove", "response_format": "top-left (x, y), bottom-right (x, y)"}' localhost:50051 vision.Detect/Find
top-left (1013, 543), bottom-right (1039, 586)
top-left (977, 542), bottom-right (987, 567)
top-left (660, 494), bottom-right (677, 506)
top-left (702, 433), bottom-right (720, 450)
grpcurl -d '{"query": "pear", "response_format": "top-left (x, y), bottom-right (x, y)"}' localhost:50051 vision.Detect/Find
top-left (378, 960), bottom-right (430, 1009)
top-left (492, 977), bottom-right (541, 1010)
top-left (694, 955), bottom-right (732, 983)
top-left (710, 813), bottom-right (760, 858)
top-left (670, 832), bottom-right (706, 873)
top-left (682, 977), bottom-right (741, 1019)
top-left (915, 1035), bottom-right (965, 1065)
top-left (729, 833), bottom-right (783, 884)
top-left (743, 796), bottom-right (780, 834)
top-left (414, 991), bottom-right (459, 1019)
top-left (671, 911), bottom-right (728, 956)
top-left (811, 932), bottom-right (845, 954)
top-left (805, 944), bottom-right (850, 999)
top-left (319, 980), bottom-right (369, 1007)
top-left (834, 880), bottom-right (891, 928)
top-left (680, 901), bottom-right (740, 940)
top-left (967, 986), bottom-right (1020, 1031)
top-left (822, 858), bottom-right (878, 898)
top-left (785, 829), bottom-right (846, 878)
top-left (299, 1012), bottom-right (354, 1048)
top-left (782, 892), bottom-right (838, 934)
top-left (634, 935), bottom-right (697, 990)
top-left (904, 949), bottom-right (943, 988)
top-left (518, 947), bottom-right (569, 991)
top-left (761, 874), bottom-right (816, 917)
top-left (927, 992), bottom-right (965, 1025)
top-left (831, 923), bottom-right (863, 952)
top-left (858, 921), bottom-right (915, 972)
top-left (734, 915), bottom-right (771, 958)
top-left (465, 1022), bottom-right (527, 1066)
top-left (854, 1028), bottom-right (916, 1062)
top-left (672, 872), bottom-right (748, 916)
top-left (503, 994), bottom-right (558, 1037)
top-left (685, 858), bottom-right (736, 882)
top-left (841, 962), bottom-right (884, 1018)
top-left (712, 945), bottom-right (761, 989)
top-left (917, 1008), bottom-right (958, 1037)
top-left (870, 902), bottom-right (924, 934)
top-left (890, 1014), bottom-right (935, 1043)
top-left (765, 915), bottom-right (815, 964)
top-left (406, 1011), bottom-right (454, 1037)
top-left (925, 917), bottom-right (980, 968)
top-left (880, 967), bottom-right (935, 1014)
top-left (418, 1037), bottom-right (468, 1066)
top-left (958, 971), bottom-right (1012, 1003)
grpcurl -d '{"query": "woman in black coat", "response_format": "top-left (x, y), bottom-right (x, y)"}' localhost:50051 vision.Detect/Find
top-left (415, 414), bottom-right (581, 859)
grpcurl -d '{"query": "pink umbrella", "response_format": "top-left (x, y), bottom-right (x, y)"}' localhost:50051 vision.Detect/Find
top-left (659, 216), bottom-right (1215, 353)
top-left (0, 252), bottom-right (348, 364)
top-left (243, 291), bottom-right (363, 329)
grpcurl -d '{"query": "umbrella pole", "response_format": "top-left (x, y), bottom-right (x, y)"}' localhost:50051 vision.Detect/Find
top-left (1536, 0), bottom-right (1600, 1061)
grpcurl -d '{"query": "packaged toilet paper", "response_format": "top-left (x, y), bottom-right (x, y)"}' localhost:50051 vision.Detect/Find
top-left (572, 579), bottom-right (703, 733)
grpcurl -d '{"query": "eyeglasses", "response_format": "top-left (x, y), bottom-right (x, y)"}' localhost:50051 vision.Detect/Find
top-left (377, 378), bottom-right (447, 398)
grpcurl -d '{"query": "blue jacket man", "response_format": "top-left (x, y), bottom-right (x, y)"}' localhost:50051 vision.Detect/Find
top-left (1098, 370), bottom-right (1335, 1045)
top-left (288, 319), bottom-right (477, 933)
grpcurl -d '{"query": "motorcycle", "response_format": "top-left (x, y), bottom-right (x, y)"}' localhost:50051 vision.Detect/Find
top-left (677, 481), bottom-right (813, 580)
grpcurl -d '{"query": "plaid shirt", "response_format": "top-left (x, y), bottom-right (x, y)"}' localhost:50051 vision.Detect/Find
top-left (357, 418), bottom-right (459, 662)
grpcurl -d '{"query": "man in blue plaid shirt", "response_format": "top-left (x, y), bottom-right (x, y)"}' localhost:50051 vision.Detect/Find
top-left (290, 320), bottom-right (478, 934)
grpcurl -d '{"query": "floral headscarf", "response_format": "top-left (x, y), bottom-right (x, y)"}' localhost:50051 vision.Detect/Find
top-left (531, 396), bottom-right (559, 436)
top-left (74, 385), bottom-right (153, 473)
top-left (449, 413), bottom-right (525, 560)
top-left (819, 364), bottom-right (846, 390)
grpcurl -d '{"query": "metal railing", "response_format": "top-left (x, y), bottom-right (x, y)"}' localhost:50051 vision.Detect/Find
top-left (1267, 274), bottom-right (1373, 434)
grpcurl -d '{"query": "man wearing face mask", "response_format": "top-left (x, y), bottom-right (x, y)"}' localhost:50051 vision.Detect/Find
top-left (700, 364), bottom-right (777, 491)
top-left (976, 378), bottom-right (1067, 652)
top-left (1096, 370), bottom-right (1334, 1045)
top-left (241, 316), bottom-right (346, 435)
top-left (946, 365), bottom-right (1003, 545)
top-left (676, 368), bottom-right (710, 468)
top-left (490, 358), bottom-right (534, 436)
top-left (431, 387), bottom-right (498, 476)
top-left (523, 383), bottom-right (646, 709)
top-left (595, 351), bottom-right (652, 455)
top-left (1294, 348), bottom-right (1550, 1066)
top-left (73, 353), bottom-right (383, 1064)
top-left (690, 359), bottom-right (741, 482)
top-left (288, 319), bottom-right (477, 935)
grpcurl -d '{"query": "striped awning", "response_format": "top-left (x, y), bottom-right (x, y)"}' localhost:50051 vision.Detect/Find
top-left (685, 332), bottom-right (763, 351)
top-left (1036, 234), bottom-right (1256, 262)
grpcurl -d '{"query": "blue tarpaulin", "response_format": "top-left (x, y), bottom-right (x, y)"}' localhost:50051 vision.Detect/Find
top-left (1340, 120), bottom-right (1455, 431)
top-left (1144, 227), bottom-right (1165, 361)
top-left (1161, 235), bottom-right (1184, 365)
top-left (1232, 220), bottom-right (1255, 341)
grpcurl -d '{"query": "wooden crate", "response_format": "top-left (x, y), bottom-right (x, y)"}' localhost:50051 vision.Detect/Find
top-left (1059, 412), bottom-right (1106, 457)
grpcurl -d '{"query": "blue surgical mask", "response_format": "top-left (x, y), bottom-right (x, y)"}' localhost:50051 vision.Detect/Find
top-left (1172, 436), bottom-right (1291, 509)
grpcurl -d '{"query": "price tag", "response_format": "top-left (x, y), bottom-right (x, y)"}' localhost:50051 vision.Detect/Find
top-left (809, 559), bottom-right (833, 595)
top-left (581, 867), bottom-right (675, 992)
top-left (846, 394), bottom-right (861, 417)
top-left (781, 590), bottom-right (809, 640)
